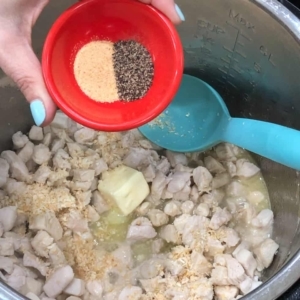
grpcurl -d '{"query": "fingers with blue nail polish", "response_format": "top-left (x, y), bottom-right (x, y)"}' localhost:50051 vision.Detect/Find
top-left (175, 4), bottom-right (185, 21)
top-left (30, 100), bottom-right (46, 126)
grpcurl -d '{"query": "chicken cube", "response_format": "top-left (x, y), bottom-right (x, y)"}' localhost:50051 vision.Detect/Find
top-left (193, 166), bottom-right (213, 192)
top-left (127, 217), bottom-right (157, 241)
top-left (21, 277), bottom-right (44, 297)
top-left (251, 209), bottom-right (274, 228)
top-left (53, 149), bottom-right (71, 170)
top-left (91, 191), bottom-right (109, 214)
top-left (219, 227), bottom-right (240, 248)
top-left (48, 243), bottom-right (66, 266)
top-left (112, 244), bottom-right (133, 269)
top-left (51, 111), bottom-right (71, 129)
top-left (51, 138), bottom-right (65, 153)
top-left (225, 255), bottom-right (246, 285)
top-left (33, 165), bottom-right (52, 184)
top-left (156, 158), bottom-right (171, 175)
top-left (147, 209), bottom-right (169, 227)
top-left (212, 173), bottom-right (231, 189)
top-left (93, 158), bottom-right (108, 176)
top-left (166, 151), bottom-right (188, 167)
top-left (73, 169), bottom-right (95, 182)
top-left (211, 266), bottom-right (230, 286)
top-left (6, 265), bottom-right (26, 291)
top-left (74, 128), bottom-right (96, 144)
top-left (214, 286), bottom-right (239, 300)
top-left (159, 225), bottom-right (179, 244)
top-left (43, 265), bottom-right (74, 298)
top-left (43, 132), bottom-right (52, 147)
top-left (141, 164), bottom-right (156, 182)
top-left (167, 172), bottom-right (190, 193)
top-left (86, 281), bottom-right (103, 297)
top-left (29, 212), bottom-right (63, 241)
top-left (204, 156), bottom-right (226, 174)
top-left (32, 145), bottom-right (51, 165)
top-left (164, 201), bottom-right (181, 217)
top-left (12, 132), bottom-right (29, 149)
top-left (29, 126), bottom-right (44, 141)
top-left (64, 278), bottom-right (85, 296)
top-left (181, 200), bottom-right (194, 215)
top-left (23, 252), bottom-right (49, 276)
top-left (236, 159), bottom-right (260, 178)
top-left (0, 206), bottom-right (17, 232)
top-left (18, 141), bottom-right (34, 163)
top-left (0, 237), bottom-right (14, 255)
top-left (234, 249), bottom-right (257, 277)
top-left (194, 203), bottom-right (210, 217)
top-left (209, 208), bottom-right (232, 230)
top-left (215, 143), bottom-right (236, 161)
top-left (254, 238), bottom-right (279, 270)
top-left (118, 286), bottom-right (142, 300)
top-left (31, 231), bottom-right (54, 258)
top-left (149, 171), bottom-right (169, 203)
top-left (0, 256), bottom-right (14, 274)
top-left (191, 251), bottom-right (212, 276)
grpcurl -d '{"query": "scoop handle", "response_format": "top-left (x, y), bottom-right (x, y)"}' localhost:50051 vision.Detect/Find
top-left (222, 118), bottom-right (300, 170)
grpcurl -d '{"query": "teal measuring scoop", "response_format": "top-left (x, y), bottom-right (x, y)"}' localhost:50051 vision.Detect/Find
top-left (139, 74), bottom-right (300, 170)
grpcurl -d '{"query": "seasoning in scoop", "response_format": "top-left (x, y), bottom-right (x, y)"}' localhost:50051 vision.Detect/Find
top-left (73, 39), bottom-right (154, 103)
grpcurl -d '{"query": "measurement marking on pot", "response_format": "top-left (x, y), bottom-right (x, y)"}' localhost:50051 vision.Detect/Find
top-left (229, 9), bottom-right (255, 31)
top-left (260, 45), bottom-right (276, 66)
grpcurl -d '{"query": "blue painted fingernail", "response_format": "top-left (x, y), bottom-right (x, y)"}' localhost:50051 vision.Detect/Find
top-left (175, 4), bottom-right (185, 21)
top-left (30, 100), bottom-right (46, 126)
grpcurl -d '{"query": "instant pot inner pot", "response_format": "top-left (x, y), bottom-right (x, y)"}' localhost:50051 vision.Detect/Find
top-left (0, 0), bottom-right (300, 299)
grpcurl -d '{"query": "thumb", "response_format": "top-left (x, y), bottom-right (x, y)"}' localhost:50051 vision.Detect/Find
top-left (0, 37), bottom-right (56, 126)
top-left (138, 0), bottom-right (185, 24)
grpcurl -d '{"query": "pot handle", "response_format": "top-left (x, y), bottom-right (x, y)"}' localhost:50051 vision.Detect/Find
top-left (222, 118), bottom-right (300, 170)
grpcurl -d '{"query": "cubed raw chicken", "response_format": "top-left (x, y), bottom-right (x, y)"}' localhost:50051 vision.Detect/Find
top-left (0, 256), bottom-right (14, 274)
top-left (224, 161), bottom-right (237, 177)
top-left (234, 249), bottom-right (257, 277)
top-left (127, 217), bottom-right (157, 241)
top-left (12, 132), bottom-right (29, 149)
top-left (18, 141), bottom-right (34, 163)
top-left (214, 286), bottom-right (239, 300)
top-left (29, 212), bottom-right (63, 241)
top-left (43, 132), bottom-right (52, 147)
top-left (209, 208), bottom-right (232, 230)
top-left (218, 227), bottom-right (240, 248)
top-left (136, 202), bottom-right (151, 216)
top-left (23, 251), bottom-right (49, 276)
top-left (194, 203), bottom-right (210, 217)
top-left (29, 126), bottom-right (44, 141)
top-left (215, 144), bottom-right (236, 161)
top-left (112, 244), bottom-right (133, 269)
top-left (147, 209), bottom-right (169, 227)
top-left (212, 173), bottom-right (231, 189)
top-left (86, 281), bottom-right (103, 297)
top-left (32, 145), bottom-right (51, 165)
top-left (43, 265), bottom-right (74, 298)
top-left (0, 158), bottom-right (9, 188)
top-left (181, 201), bottom-right (194, 215)
top-left (51, 138), bottom-right (66, 153)
top-left (226, 181), bottom-right (247, 197)
top-left (91, 191), bottom-right (109, 214)
top-left (191, 251), bottom-right (212, 276)
top-left (211, 266), bottom-right (231, 286)
top-left (149, 171), bottom-right (169, 203)
top-left (123, 148), bottom-right (153, 169)
top-left (166, 151), bottom-right (188, 167)
top-left (164, 201), bottom-right (181, 217)
top-left (73, 169), bottom-right (95, 182)
top-left (61, 210), bottom-right (89, 234)
top-left (205, 238), bottom-right (225, 257)
top-left (74, 128), bottom-right (96, 144)
top-left (118, 286), bottom-right (142, 300)
top-left (193, 166), bottom-right (213, 192)
top-left (64, 278), bottom-right (85, 297)
top-left (152, 239), bottom-right (165, 254)
top-left (33, 165), bottom-right (52, 184)
top-left (236, 159), bottom-right (260, 178)
top-left (204, 156), bottom-right (226, 174)
top-left (53, 149), bottom-right (71, 170)
top-left (225, 255), bottom-right (246, 285)
top-left (156, 158), bottom-right (171, 175)
top-left (167, 172), bottom-right (190, 193)
top-left (251, 209), bottom-right (274, 228)
top-left (6, 265), bottom-right (26, 291)
top-left (254, 238), bottom-right (279, 270)
top-left (48, 243), bottom-right (66, 266)
top-left (138, 258), bottom-right (164, 279)
top-left (51, 111), bottom-right (71, 129)
top-left (31, 231), bottom-right (54, 258)
top-left (0, 237), bottom-right (14, 255)
top-left (0, 206), bottom-right (17, 232)
top-left (141, 164), bottom-right (156, 182)
top-left (159, 225), bottom-right (179, 244)
top-left (21, 277), bottom-right (44, 297)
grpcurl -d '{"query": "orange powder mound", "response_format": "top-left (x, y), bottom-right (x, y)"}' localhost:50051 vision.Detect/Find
top-left (73, 41), bottom-right (119, 103)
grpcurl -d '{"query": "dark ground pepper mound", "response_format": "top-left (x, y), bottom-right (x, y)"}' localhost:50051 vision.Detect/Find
top-left (113, 40), bottom-right (154, 101)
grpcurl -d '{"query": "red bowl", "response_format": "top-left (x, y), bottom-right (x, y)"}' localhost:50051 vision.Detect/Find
top-left (42, 0), bottom-right (184, 131)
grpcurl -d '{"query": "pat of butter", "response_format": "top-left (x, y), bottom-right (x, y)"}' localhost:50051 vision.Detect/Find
top-left (98, 165), bottom-right (150, 216)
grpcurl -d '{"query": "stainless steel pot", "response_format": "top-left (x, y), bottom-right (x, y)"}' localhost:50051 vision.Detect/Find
top-left (0, 0), bottom-right (300, 299)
